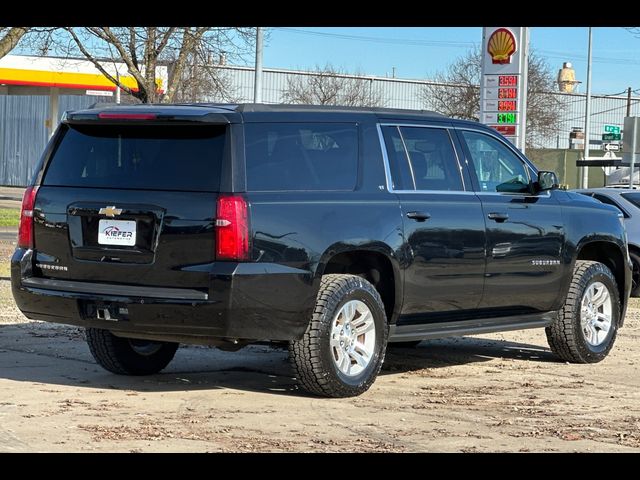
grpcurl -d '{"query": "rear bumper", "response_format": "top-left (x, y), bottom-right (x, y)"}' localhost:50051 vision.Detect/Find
top-left (11, 248), bottom-right (316, 342)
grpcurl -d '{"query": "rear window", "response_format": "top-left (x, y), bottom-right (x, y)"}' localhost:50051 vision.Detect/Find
top-left (43, 124), bottom-right (226, 191)
top-left (245, 123), bottom-right (358, 191)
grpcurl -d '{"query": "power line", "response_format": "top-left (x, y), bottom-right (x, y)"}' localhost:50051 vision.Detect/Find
top-left (275, 27), bottom-right (640, 68)
top-left (273, 27), bottom-right (478, 49)
top-left (271, 27), bottom-right (640, 95)
top-left (562, 99), bottom-right (640, 124)
top-left (602, 89), bottom-right (631, 97)
top-left (540, 52), bottom-right (640, 67)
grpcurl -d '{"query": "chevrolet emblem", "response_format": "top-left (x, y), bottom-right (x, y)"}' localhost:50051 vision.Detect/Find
top-left (99, 206), bottom-right (123, 217)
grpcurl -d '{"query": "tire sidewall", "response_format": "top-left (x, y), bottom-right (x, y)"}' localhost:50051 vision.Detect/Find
top-left (319, 282), bottom-right (387, 389)
top-left (572, 268), bottom-right (619, 360)
top-left (629, 251), bottom-right (640, 297)
top-left (86, 328), bottom-right (179, 375)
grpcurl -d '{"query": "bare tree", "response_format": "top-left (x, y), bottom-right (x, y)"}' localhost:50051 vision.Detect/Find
top-left (525, 53), bottom-right (565, 148)
top-left (0, 27), bottom-right (29, 58)
top-left (421, 49), bottom-right (562, 148)
top-left (422, 50), bottom-right (481, 121)
top-left (283, 64), bottom-right (384, 107)
top-left (167, 56), bottom-right (240, 103)
top-left (42, 27), bottom-right (255, 103)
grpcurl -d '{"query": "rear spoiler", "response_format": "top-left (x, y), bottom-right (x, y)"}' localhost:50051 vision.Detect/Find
top-left (64, 111), bottom-right (234, 125)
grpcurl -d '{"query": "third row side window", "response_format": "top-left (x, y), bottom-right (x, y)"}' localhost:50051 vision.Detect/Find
top-left (382, 126), bottom-right (464, 191)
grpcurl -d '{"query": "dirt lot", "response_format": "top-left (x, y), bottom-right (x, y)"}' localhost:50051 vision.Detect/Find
top-left (1, 239), bottom-right (639, 452)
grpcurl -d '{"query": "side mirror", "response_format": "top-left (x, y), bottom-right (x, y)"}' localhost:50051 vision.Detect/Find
top-left (537, 171), bottom-right (559, 191)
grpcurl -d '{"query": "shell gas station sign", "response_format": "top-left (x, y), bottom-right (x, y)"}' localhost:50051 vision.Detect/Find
top-left (480, 27), bottom-right (529, 152)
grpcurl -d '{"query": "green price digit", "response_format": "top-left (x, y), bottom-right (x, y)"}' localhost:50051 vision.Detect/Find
top-left (498, 113), bottom-right (517, 124)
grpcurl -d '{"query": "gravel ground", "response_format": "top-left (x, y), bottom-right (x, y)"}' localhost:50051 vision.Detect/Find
top-left (1, 238), bottom-right (638, 452)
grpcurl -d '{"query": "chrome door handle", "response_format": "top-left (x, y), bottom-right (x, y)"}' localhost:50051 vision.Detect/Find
top-left (406, 211), bottom-right (431, 222)
top-left (488, 212), bottom-right (509, 222)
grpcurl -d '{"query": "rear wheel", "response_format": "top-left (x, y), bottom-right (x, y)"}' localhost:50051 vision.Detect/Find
top-left (289, 274), bottom-right (388, 398)
top-left (546, 261), bottom-right (619, 363)
top-left (86, 328), bottom-right (178, 375)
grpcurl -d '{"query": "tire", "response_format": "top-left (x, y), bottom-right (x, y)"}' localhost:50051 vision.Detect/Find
top-left (388, 340), bottom-right (422, 349)
top-left (546, 260), bottom-right (620, 363)
top-left (630, 251), bottom-right (640, 297)
top-left (86, 328), bottom-right (179, 375)
top-left (289, 274), bottom-right (388, 398)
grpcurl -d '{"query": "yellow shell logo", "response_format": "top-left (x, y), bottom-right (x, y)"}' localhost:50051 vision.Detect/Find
top-left (488, 28), bottom-right (517, 64)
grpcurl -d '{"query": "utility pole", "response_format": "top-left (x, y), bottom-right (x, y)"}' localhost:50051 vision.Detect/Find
top-left (582, 27), bottom-right (593, 189)
top-left (627, 87), bottom-right (638, 188)
top-left (253, 27), bottom-right (264, 103)
top-left (115, 71), bottom-right (121, 104)
top-left (630, 117), bottom-right (638, 189)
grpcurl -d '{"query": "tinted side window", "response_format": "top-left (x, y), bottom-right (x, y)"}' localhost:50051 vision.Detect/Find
top-left (245, 123), bottom-right (358, 191)
top-left (621, 192), bottom-right (640, 210)
top-left (43, 124), bottom-right (226, 192)
top-left (399, 127), bottom-right (463, 191)
top-left (381, 126), bottom-right (413, 190)
top-left (461, 130), bottom-right (529, 193)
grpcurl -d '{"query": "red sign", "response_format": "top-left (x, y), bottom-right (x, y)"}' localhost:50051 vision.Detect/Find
top-left (498, 87), bottom-right (517, 99)
top-left (498, 100), bottom-right (517, 111)
top-left (498, 75), bottom-right (518, 86)
top-left (490, 125), bottom-right (516, 136)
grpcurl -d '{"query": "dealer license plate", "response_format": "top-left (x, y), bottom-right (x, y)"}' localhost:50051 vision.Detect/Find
top-left (98, 219), bottom-right (137, 246)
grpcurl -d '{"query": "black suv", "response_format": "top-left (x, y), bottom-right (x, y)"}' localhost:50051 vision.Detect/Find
top-left (11, 104), bottom-right (631, 397)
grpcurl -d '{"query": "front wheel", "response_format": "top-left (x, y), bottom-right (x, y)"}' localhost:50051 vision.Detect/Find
top-left (546, 260), bottom-right (620, 363)
top-left (289, 274), bottom-right (388, 397)
top-left (86, 328), bottom-right (179, 375)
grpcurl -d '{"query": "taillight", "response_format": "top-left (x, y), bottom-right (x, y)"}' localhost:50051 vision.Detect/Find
top-left (17, 185), bottom-right (39, 249)
top-left (216, 194), bottom-right (249, 261)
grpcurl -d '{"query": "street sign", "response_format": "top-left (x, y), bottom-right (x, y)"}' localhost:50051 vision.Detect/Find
top-left (603, 143), bottom-right (620, 151)
top-left (604, 125), bottom-right (621, 134)
top-left (86, 89), bottom-right (113, 97)
top-left (602, 133), bottom-right (621, 141)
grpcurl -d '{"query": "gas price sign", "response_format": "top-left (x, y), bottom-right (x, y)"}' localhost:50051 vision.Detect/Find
top-left (497, 113), bottom-right (516, 123)
top-left (498, 88), bottom-right (517, 99)
top-left (498, 100), bottom-right (517, 111)
top-left (479, 27), bottom-right (529, 152)
top-left (498, 75), bottom-right (518, 86)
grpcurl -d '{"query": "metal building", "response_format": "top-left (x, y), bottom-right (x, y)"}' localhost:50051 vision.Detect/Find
top-left (2, 64), bottom-right (639, 186)
top-left (0, 94), bottom-right (114, 185)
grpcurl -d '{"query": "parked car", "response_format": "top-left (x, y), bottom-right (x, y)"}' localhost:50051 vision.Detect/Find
top-left (12, 104), bottom-right (631, 397)
top-left (576, 187), bottom-right (640, 296)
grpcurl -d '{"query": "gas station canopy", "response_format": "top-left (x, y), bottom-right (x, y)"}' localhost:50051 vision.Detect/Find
top-left (0, 55), bottom-right (167, 136)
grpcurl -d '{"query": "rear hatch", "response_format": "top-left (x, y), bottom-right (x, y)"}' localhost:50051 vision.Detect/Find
top-left (32, 117), bottom-right (228, 291)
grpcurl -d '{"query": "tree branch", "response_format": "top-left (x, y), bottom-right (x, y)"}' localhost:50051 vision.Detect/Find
top-left (128, 27), bottom-right (139, 70)
top-left (156, 27), bottom-right (177, 57)
top-left (164, 28), bottom-right (206, 103)
top-left (0, 27), bottom-right (29, 58)
top-left (65, 28), bottom-right (136, 97)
